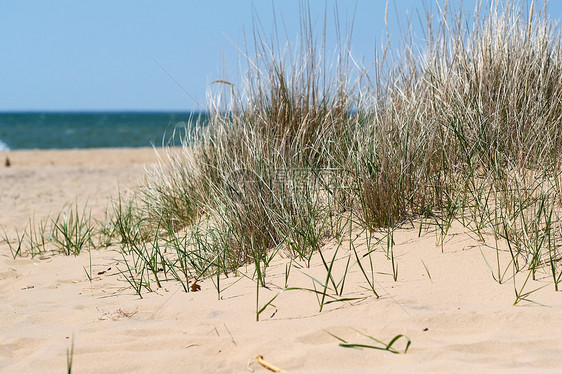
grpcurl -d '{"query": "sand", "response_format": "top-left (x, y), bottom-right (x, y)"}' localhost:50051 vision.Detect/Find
top-left (1, 148), bottom-right (562, 373)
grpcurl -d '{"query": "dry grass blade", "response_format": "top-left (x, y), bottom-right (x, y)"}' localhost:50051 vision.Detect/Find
top-left (256, 355), bottom-right (286, 373)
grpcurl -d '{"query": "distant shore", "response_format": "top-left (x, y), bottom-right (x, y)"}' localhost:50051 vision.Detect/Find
top-left (2, 147), bottom-right (160, 166)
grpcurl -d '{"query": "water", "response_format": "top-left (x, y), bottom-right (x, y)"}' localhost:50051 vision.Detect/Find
top-left (0, 112), bottom-right (207, 150)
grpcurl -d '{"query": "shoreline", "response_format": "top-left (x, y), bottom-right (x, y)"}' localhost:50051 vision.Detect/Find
top-left (1, 147), bottom-right (161, 166)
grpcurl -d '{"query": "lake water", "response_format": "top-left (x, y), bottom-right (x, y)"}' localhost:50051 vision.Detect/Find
top-left (0, 112), bottom-right (207, 150)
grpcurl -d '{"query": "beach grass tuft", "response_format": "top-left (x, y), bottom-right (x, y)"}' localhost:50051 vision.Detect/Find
top-left (4, 0), bottom-right (562, 314)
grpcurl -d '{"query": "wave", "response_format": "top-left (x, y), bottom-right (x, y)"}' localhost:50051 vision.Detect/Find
top-left (0, 138), bottom-right (10, 152)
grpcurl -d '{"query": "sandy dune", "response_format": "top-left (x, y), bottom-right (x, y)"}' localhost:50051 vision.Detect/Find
top-left (1, 148), bottom-right (562, 373)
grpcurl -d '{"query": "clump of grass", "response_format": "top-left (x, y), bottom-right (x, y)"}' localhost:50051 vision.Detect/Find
top-left (105, 1), bottom-right (562, 304)
top-left (2, 203), bottom-right (97, 258)
top-left (51, 203), bottom-right (95, 256)
top-left (3, 227), bottom-right (26, 259)
top-left (5, 1), bottom-right (562, 312)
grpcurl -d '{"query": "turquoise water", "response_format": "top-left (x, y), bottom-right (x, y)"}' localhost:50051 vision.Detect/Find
top-left (0, 112), bottom-right (206, 150)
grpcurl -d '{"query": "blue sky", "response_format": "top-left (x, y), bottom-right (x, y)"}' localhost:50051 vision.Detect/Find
top-left (0, 0), bottom-right (559, 111)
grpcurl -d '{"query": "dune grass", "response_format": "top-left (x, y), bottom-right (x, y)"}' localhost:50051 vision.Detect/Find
top-left (327, 329), bottom-right (411, 354)
top-left (3, 203), bottom-right (96, 258)
top-left (112, 0), bottom-right (562, 300)
top-left (3, 1), bottom-right (562, 312)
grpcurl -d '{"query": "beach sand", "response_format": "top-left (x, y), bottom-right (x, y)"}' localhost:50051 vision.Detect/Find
top-left (1, 148), bottom-right (562, 373)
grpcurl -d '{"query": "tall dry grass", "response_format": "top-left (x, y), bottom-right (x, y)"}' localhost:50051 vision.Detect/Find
top-left (124, 0), bottom-right (562, 268)
top-left (7, 1), bottom-right (562, 303)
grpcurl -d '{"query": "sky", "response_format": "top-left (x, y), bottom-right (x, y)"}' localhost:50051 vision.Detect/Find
top-left (1, 0), bottom-right (560, 112)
